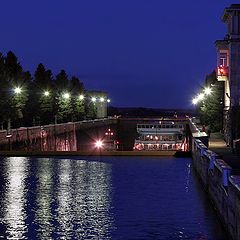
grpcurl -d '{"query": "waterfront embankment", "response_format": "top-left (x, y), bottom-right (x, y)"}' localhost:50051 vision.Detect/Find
top-left (192, 132), bottom-right (240, 240)
top-left (0, 150), bottom-right (176, 157)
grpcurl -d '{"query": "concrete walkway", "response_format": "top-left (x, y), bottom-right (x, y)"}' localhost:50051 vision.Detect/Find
top-left (209, 132), bottom-right (240, 172)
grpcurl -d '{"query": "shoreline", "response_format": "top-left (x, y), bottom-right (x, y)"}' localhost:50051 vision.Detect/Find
top-left (0, 150), bottom-right (177, 157)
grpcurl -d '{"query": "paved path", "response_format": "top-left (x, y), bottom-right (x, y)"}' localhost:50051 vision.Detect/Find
top-left (209, 132), bottom-right (240, 172)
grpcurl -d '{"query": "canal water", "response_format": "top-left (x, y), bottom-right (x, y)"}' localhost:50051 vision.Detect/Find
top-left (0, 156), bottom-right (228, 240)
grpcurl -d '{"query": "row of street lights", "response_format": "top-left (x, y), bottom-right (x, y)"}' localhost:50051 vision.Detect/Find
top-left (12, 86), bottom-right (111, 103)
top-left (192, 87), bottom-right (212, 105)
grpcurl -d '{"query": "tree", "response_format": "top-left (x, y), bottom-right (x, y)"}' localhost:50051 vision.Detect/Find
top-left (4, 51), bottom-right (28, 128)
top-left (70, 76), bottom-right (85, 121)
top-left (84, 94), bottom-right (97, 120)
top-left (55, 70), bottom-right (69, 90)
top-left (198, 71), bottom-right (224, 132)
top-left (5, 51), bottom-right (22, 81)
top-left (0, 52), bottom-right (10, 128)
top-left (54, 70), bottom-right (72, 122)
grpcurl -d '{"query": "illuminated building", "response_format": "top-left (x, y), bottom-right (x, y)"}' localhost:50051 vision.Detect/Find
top-left (215, 4), bottom-right (240, 146)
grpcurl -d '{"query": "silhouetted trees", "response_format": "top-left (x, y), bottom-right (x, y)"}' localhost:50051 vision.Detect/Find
top-left (198, 71), bottom-right (224, 132)
top-left (0, 51), bottom-right (98, 129)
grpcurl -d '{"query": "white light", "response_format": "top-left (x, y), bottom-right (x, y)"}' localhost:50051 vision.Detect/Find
top-left (197, 93), bottom-right (204, 101)
top-left (44, 91), bottom-right (50, 96)
top-left (95, 140), bottom-right (103, 148)
top-left (192, 98), bottom-right (198, 105)
top-left (100, 97), bottom-right (104, 102)
top-left (91, 97), bottom-right (96, 102)
top-left (79, 94), bottom-right (84, 100)
top-left (63, 92), bottom-right (70, 99)
top-left (204, 87), bottom-right (212, 95)
top-left (14, 87), bottom-right (22, 94)
top-left (107, 99), bottom-right (111, 103)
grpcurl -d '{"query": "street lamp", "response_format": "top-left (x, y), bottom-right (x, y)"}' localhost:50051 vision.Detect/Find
top-left (79, 94), bottom-right (84, 100)
top-left (43, 90), bottom-right (50, 96)
top-left (63, 92), bottom-right (70, 99)
top-left (13, 87), bottom-right (22, 94)
top-left (107, 99), bottom-right (111, 103)
top-left (204, 87), bottom-right (212, 95)
top-left (95, 140), bottom-right (103, 149)
top-left (192, 98), bottom-right (198, 105)
top-left (197, 93), bottom-right (204, 101)
top-left (91, 97), bottom-right (96, 102)
top-left (100, 97), bottom-right (105, 102)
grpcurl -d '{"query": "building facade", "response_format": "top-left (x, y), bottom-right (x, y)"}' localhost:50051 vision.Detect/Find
top-left (216, 4), bottom-right (240, 145)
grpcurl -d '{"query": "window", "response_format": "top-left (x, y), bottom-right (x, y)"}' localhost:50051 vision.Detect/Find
top-left (219, 52), bottom-right (227, 66)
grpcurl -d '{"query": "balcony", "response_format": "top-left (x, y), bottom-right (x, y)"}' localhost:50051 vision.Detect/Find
top-left (217, 66), bottom-right (228, 81)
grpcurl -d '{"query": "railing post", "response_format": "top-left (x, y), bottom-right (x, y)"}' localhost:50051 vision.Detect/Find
top-left (209, 154), bottom-right (216, 170)
top-left (222, 167), bottom-right (230, 187)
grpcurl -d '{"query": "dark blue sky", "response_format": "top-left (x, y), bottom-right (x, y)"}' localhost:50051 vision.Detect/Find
top-left (0, 0), bottom-right (234, 108)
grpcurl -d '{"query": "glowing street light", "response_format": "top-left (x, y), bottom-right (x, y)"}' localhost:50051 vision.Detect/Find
top-left (197, 93), bottom-right (204, 101)
top-left (192, 98), bottom-right (198, 105)
top-left (95, 140), bottom-right (103, 149)
top-left (13, 87), bottom-right (22, 94)
top-left (63, 92), bottom-right (70, 99)
top-left (100, 97), bottom-right (105, 102)
top-left (107, 99), bottom-right (111, 103)
top-left (91, 97), bottom-right (96, 102)
top-left (43, 90), bottom-right (50, 96)
top-left (79, 94), bottom-right (84, 100)
top-left (204, 87), bottom-right (212, 95)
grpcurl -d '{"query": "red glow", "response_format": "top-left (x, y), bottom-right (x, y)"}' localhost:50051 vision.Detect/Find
top-left (217, 66), bottom-right (228, 76)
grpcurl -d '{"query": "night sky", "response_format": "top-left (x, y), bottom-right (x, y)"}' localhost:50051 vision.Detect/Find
top-left (0, 0), bottom-right (234, 108)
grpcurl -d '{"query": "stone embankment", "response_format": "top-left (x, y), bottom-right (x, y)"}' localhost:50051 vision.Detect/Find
top-left (192, 131), bottom-right (240, 240)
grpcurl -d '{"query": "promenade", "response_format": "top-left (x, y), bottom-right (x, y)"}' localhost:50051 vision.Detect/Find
top-left (209, 132), bottom-right (240, 173)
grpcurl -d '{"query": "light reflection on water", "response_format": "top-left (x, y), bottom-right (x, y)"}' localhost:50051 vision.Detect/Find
top-left (0, 156), bottom-right (228, 240)
top-left (0, 157), bottom-right (113, 240)
top-left (2, 157), bottom-right (28, 240)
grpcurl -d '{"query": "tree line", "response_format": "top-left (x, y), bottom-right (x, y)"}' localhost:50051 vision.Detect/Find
top-left (197, 71), bottom-right (224, 132)
top-left (0, 51), bottom-right (97, 129)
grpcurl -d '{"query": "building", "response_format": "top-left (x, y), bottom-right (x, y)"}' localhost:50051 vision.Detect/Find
top-left (215, 4), bottom-right (240, 146)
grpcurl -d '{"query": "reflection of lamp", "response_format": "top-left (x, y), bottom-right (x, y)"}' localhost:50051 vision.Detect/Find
top-left (5, 157), bottom-right (27, 239)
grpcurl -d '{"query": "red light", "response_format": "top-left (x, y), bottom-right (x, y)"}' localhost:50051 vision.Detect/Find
top-left (217, 66), bottom-right (228, 76)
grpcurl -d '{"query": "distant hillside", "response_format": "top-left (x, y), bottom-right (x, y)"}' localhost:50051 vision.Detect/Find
top-left (108, 107), bottom-right (196, 118)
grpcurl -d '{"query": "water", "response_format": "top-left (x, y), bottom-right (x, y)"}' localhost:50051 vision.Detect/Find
top-left (0, 156), bottom-right (228, 240)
